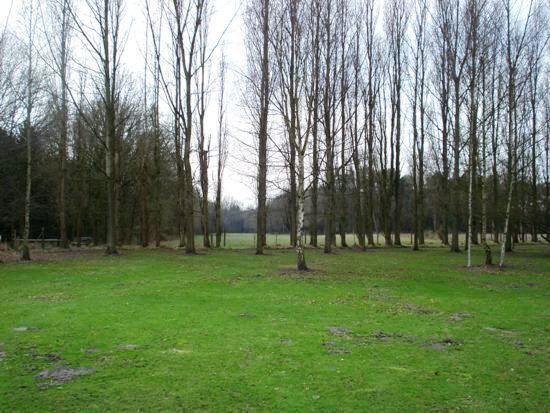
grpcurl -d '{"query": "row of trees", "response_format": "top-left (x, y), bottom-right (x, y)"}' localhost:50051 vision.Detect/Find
top-left (0, 0), bottom-right (231, 259)
top-left (246, 0), bottom-right (549, 269)
top-left (0, 0), bottom-right (548, 271)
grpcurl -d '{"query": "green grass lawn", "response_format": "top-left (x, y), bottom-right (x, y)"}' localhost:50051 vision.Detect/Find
top-left (0, 243), bottom-right (549, 412)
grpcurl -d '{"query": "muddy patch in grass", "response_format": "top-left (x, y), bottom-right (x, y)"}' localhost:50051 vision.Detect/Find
top-left (483, 327), bottom-right (518, 336)
top-left (327, 347), bottom-right (352, 355)
top-left (29, 292), bottom-right (74, 303)
top-left (327, 326), bottom-right (352, 336)
top-left (370, 331), bottom-right (404, 341)
top-left (449, 312), bottom-right (473, 322)
top-left (423, 338), bottom-right (462, 350)
top-left (363, 330), bottom-right (416, 344)
top-left (483, 282), bottom-right (542, 290)
top-left (0, 248), bottom-right (104, 264)
top-left (321, 340), bottom-right (352, 355)
top-left (29, 352), bottom-right (63, 362)
top-left (400, 302), bottom-right (434, 315)
top-left (482, 327), bottom-right (541, 355)
top-left (35, 366), bottom-right (95, 388)
top-left (328, 296), bottom-right (356, 305)
top-left (275, 267), bottom-right (324, 280)
top-left (81, 348), bottom-right (100, 354)
top-left (363, 286), bottom-right (399, 303)
top-left (115, 344), bottom-right (139, 350)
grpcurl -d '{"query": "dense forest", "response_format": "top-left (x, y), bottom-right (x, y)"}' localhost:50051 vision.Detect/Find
top-left (0, 0), bottom-right (548, 269)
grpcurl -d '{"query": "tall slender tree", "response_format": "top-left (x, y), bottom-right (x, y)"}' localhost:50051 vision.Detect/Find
top-left (21, 0), bottom-right (37, 261)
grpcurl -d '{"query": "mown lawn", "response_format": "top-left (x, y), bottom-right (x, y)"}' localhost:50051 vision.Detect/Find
top-left (0, 244), bottom-right (549, 412)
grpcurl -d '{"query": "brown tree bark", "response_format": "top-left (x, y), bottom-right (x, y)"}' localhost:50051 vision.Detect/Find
top-left (255, 0), bottom-right (270, 255)
top-left (21, 3), bottom-right (34, 261)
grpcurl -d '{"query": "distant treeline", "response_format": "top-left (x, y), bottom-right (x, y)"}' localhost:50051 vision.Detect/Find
top-left (1, 122), bottom-right (546, 246)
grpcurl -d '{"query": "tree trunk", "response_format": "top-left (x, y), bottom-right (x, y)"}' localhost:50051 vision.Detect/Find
top-left (450, 77), bottom-right (461, 253)
top-left (296, 147), bottom-right (307, 271)
top-left (256, 0), bottom-right (269, 256)
top-left (481, 58), bottom-right (492, 266)
top-left (103, 0), bottom-right (118, 256)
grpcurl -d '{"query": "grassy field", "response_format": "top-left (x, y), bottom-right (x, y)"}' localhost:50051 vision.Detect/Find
top-left (0, 242), bottom-right (549, 412)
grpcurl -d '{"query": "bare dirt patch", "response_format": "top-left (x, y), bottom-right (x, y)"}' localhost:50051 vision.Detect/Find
top-left (401, 302), bottom-right (434, 315)
top-left (115, 344), bottom-right (139, 350)
top-left (30, 292), bottom-right (74, 303)
top-left (364, 286), bottom-right (398, 303)
top-left (35, 366), bottom-right (95, 388)
top-left (449, 312), bottom-right (473, 322)
top-left (370, 331), bottom-right (404, 341)
top-left (327, 326), bottom-right (352, 336)
top-left (0, 248), bottom-right (107, 264)
top-left (81, 348), bottom-right (99, 354)
top-left (275, 267), bottom-right (324, 279)
top-left (327, 347), bottom-right (352, 355)
top-left (422, 338), bottom-right (462, 350)
top-left (483, 282), bottom-right (541, 290)
top-left (483, 327), bottom-right (517, 336)
top-left (29, 353), bottom-right (63, 362)
top-left (321, 340), bottom-right (352, 355)
top-left (364, 330), bottom-right (416, 344)
top-left (482, 327), bottom-right (540, 355)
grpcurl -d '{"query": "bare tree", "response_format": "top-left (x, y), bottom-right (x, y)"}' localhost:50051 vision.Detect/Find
top-left (411, 0), bottom-right (428, 251)
top-left (480, 52), bottom-right (492, 265)
top-left (432, 0), bottom-right (452, 246)
top-left (336, 0), bottom-right (350, 249)
top-left (308, 0), bottom-right (321, 248)
top-left (69, 0), bottom-right (127, 255)
top-left (40, 0), bottom-right (73, 249)
top-left (215, 52), bottom-right (228, 248)
top-left (272, 0), bottom-right (310, 269)
top-left (448, 0), bottom-right (469, 253)
top-left (146, 0), bottom-right (207, 254)
top-left (321, 0), bottom-right (337, 253)
top-left (466, 0), bottom-right (483, 267)
top-left (21, 0), bottom-right (37, 261)
top-left (499, 0), bottom-right (534, 267)
top-left (544, 82), bottom-right (550, 241)
top-left (385, 0), bottom-right (408, 247)
top-left (478, 2), bottom-right (501, 266)
top-left (350, 7), bottom-right (365, 250)
top-left (197, 0), bottom-right (211, 248)
top-left (150, 11), bottom-right (162, 248)
top-left (244, 0), bottom-right (270, 255)
top-left (363, 0), bottom-right (377, 247)
top-left (526, 4), bottom-right (548, 243)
